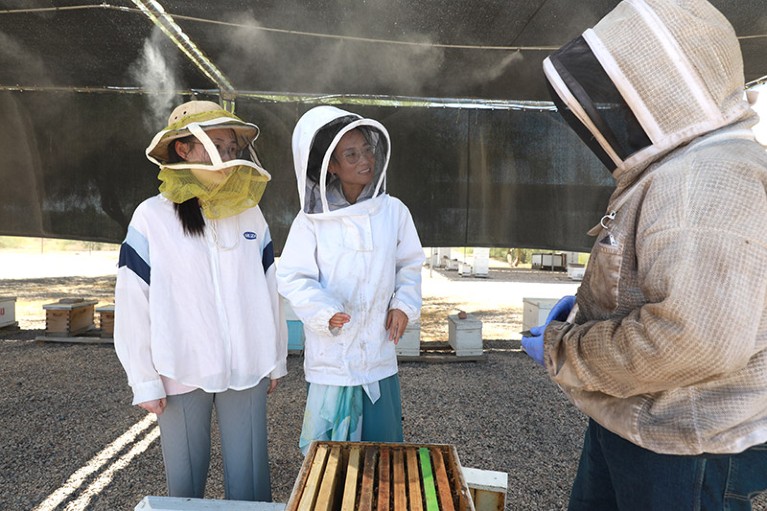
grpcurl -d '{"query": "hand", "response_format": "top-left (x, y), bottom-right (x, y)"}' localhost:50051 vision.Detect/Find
top-left (138, 398), bottom-right (166, 416)
top-left (267, 379), bottom-right (279, 394)
top-left (521, 325), bottom-right (546, 366)
top-left (545, 295), bottom-right (576, 324)
top-left (386, 309), bottom-right (408, 344)
top-left (329, 313), bottom-right (351, 330)
top-left (521, 295), bottom-right (576, 366)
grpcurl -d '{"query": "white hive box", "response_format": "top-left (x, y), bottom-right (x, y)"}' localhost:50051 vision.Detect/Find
top-left (522, 298), bottom-right (560, 331)
top-left (463, 467), bottom-right (508, 511)
top-left (436, 247), bottom-right (452, 267)
top-left (567, 263), bottom-right (586, 281)
top-left (447, 313), bottom-right (483, 356)
top-left (0, 296), bottom-right (17, 328)
top-left (531, 252), bottom-right (566, 270)
top-left (281, 297), bottom-right (305, 353)
top-left (135, 496), bottom-right (285, 510)
top-left (429, 248), bottom-right (440, 268)
top-left (395, 320), bottom-right (421, 357)
top-left (472, 247), bottom-right (490, 277)
top-left (445, 257), bottom-right (459, 271)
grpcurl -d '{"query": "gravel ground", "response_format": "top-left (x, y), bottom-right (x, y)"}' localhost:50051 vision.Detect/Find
top-left (0, 255), bottom-right (589, 510)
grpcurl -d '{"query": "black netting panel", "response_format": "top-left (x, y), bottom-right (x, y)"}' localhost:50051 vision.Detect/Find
top-left (1, 92), bottom-right (617, 252)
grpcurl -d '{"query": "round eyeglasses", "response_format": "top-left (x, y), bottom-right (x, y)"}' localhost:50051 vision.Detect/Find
top-left (339, 145), bottom-right (376, 165)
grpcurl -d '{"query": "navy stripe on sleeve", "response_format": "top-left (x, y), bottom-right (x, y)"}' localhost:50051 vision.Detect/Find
top-left (118, 243), bottom-right (151, 285)
top-left (262, 240), bottom-right (275, 273)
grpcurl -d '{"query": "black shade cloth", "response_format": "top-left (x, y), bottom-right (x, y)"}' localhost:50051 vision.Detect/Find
top-left (0, 91), bottom-right (614, 252)
top-left (0, 0), bottom-right (762, 252)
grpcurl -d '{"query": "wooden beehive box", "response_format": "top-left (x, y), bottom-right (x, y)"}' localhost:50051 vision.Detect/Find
top-left (287, 441), bottom-right (475, 511)
top-left (43, 298), bottom-right (98, 336)
top-left (96, 304), bottom-right (115, 338)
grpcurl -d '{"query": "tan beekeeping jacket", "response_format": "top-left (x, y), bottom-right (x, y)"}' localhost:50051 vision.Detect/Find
top-left (542, 0), bottom-right (767, 455)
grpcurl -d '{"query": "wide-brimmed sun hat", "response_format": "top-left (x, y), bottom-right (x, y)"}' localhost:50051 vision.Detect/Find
top-left (146, 100), bottom-right (260, 165)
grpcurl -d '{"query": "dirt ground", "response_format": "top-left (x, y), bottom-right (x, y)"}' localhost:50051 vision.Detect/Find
top-left (3, 249), bottom-right (767, 511)
top-left (0, 248), bottom-right (587, 511)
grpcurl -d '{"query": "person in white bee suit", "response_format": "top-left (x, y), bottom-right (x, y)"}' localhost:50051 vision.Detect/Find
top-left (277, 106), bottom-right (424, 454)
top-left (521, 0), bottom-right (767, 508)
top-left (114, 100), bottom-right (287, 501)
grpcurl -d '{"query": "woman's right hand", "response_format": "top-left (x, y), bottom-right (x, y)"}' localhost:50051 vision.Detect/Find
top-left (138, 398), bottom-right (166, 416)
top-left (329, 312), bottom-right (351, 330)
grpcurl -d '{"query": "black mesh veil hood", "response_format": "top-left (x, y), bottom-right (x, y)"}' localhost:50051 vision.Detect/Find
top-left (292, 106), bottom-right (391, 215)
top-left (546, 36), bottom-right (652, 173)
top-left (542, 0), bottom-right (753, 183)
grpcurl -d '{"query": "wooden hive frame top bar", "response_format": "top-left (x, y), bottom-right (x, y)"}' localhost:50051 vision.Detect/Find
top-left (286, 441), bottom-right (475, 511)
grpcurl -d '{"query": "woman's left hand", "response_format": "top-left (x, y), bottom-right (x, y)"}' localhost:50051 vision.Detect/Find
top-left (268, 379), bottom-right (279, 394)
top-left (386, 309), bottom-right (408, 344)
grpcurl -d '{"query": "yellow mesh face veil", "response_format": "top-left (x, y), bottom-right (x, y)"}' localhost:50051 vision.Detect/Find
top-left (145, 101), bottom-right (272, 219)
top-left (158, 165), bottom-right (269, 219)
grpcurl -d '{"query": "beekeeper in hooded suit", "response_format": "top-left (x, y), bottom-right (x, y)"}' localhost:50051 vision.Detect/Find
top-left (521, 0), bottom-right (767, 508)
top-left (277, 106), bottom-right (424, 455)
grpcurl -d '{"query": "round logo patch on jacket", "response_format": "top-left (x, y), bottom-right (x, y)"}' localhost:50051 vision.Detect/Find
top-left (243, 231), bottom-right (258, 240)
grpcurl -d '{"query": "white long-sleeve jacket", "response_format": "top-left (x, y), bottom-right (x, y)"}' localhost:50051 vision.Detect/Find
top-left (276, 106), bottom-right (424, 386)
top-left (114, 195), bottom-right (287, 405)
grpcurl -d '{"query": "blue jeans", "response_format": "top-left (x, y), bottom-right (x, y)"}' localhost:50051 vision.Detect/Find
top-left (569, 419), bottom-right (767, 511)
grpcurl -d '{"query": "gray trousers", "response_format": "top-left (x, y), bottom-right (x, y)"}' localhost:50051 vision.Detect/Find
top-left (156, 379), bottom-right (271, 501)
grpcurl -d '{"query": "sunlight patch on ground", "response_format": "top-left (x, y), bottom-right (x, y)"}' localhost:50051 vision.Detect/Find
top-left (32, 415), bottom-right (158, 511)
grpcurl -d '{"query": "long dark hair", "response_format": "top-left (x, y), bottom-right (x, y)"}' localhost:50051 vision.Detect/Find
top-left (167, 135), bottom-right (205, 237)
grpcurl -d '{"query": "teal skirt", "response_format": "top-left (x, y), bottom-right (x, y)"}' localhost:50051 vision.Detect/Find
top-left (299, 373), bottom-right (403, 455)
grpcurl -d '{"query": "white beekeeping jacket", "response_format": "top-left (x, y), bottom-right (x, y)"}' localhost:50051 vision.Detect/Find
top-left (277, 106), bottom-right (424, 386)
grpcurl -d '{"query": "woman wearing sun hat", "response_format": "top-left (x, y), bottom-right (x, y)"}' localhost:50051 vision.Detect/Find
top-left (114, 100), bottom-right (287, 501)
